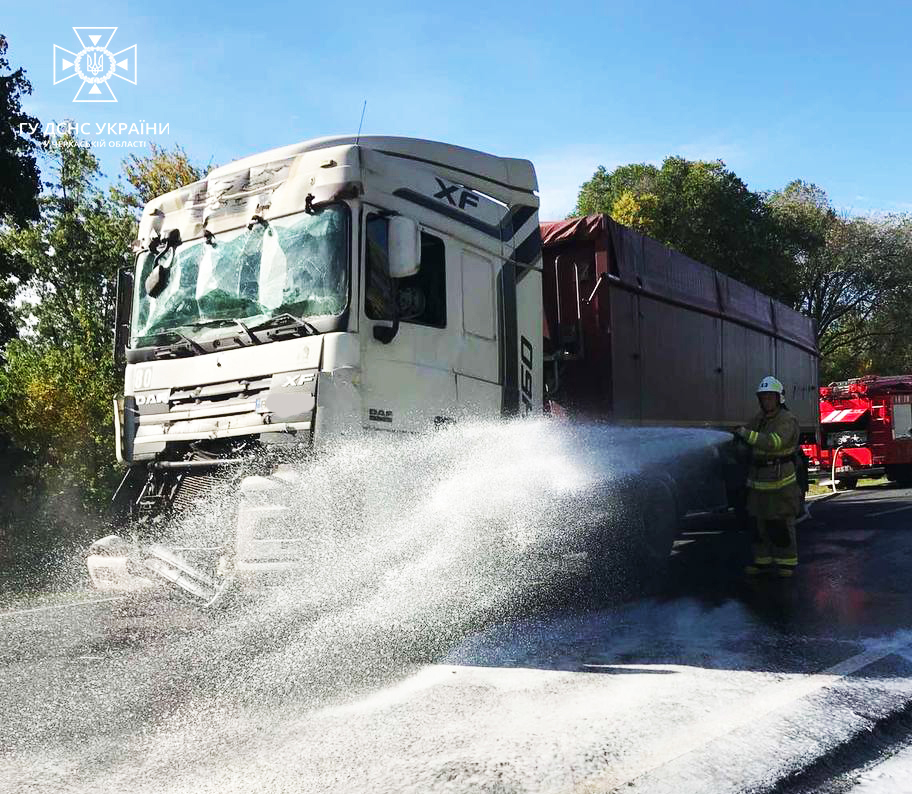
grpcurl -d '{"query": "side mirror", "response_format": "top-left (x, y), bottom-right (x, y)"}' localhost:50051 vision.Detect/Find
top-left (145, 229), bottom-right (181, 298)
top-left (145, 247), bottom-right (175, 298)
top-left (388, 216), bottom-right (420, 278)
top-left (145, 263), bottom-right (168, 298)
top-left (113, 264), bottom-right (134, 367)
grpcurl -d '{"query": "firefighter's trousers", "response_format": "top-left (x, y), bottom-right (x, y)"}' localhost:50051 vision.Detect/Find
top-left (751, 517), bottom-right (798, 571)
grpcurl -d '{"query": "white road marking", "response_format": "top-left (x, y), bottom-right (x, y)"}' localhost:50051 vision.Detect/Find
top-left (0, 596), bottom-right (124, 618)
top-left (572, 640), bottom-right (912, 794)
top-left (678, 530), bottom-right (724, 537)
top-left (868, 504), bottom-right (912, 517)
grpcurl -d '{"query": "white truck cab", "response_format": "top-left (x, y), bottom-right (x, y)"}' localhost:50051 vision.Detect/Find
top-left (90, 136), bottom-right (544, 599)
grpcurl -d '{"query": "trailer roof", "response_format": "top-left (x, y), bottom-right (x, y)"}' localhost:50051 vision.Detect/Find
top-left (540, 214), bottom-right (817, 353)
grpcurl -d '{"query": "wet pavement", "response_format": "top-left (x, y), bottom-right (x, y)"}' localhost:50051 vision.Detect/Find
top-left (669, 483), bottom-right (912, 641)
top-left (3, 482), bottom-right (912, 793)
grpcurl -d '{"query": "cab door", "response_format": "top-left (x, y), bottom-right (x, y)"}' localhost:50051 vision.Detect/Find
top-left (359, 207), bottom-right (459, 431)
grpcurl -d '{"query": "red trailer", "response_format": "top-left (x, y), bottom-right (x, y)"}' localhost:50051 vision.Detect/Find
top-left (804, 376), bottom-right (912, 486)
top-left (539, 215), bottom-right (819, 436)
top-left (538, 215), bottom-right (819, 513)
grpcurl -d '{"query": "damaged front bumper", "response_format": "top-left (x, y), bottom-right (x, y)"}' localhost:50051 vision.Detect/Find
top-left (86, 465), bottom-right (311, 604)
top-left (85, 534), bottom-right (233, 606)
top-left (86, 535), bottom-right (155, 592)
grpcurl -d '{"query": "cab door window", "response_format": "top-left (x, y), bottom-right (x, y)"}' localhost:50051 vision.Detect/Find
top-left (365, 214), bottom-right (446, 328)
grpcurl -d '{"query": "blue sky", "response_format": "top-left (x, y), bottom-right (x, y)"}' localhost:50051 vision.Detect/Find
top-left (4, 0), bottom-right (911, 219)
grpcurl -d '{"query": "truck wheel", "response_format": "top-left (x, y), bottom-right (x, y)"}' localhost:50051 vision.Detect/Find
top-left (836, 478), bottom-right (857, 490)
top-left (886, 465), bottom-right (912, 486)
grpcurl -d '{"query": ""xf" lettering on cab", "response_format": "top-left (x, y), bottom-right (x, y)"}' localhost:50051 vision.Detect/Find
top-left (434, 178), bottom-right (479, 210)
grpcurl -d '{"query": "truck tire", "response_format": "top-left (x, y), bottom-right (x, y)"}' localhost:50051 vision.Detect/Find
top-left (886, 464), bottom-right (912, 485)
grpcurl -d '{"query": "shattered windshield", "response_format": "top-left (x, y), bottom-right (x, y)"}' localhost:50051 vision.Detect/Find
top-left (131, 204), bottom-right (348, 346)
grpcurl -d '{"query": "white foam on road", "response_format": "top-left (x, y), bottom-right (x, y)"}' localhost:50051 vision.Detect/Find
top-left (19, 604), bottom-right (908, 794)
top-left (572, 636), bottom-right (912, 793)
top-left (5, 420), bottom-right (733, 791)
top-left (846, 742), bottom-right (912, 793)
top-left (7, 421), bottom-right (912, 793)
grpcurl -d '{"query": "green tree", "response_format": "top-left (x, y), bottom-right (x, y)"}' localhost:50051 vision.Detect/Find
top-left (113, 142), bottom-right (208, 209)
top-left (0, 34), bottom-right (45, 345)
top-left (573, 157), bottom-right (793, 301)
top-left (1, 136), bottom-right (210, 501)
top-left (0, 135), bottom-right (212, 573)
top-left (0, 35), bottom-right (43, 226)
top-left (767, 182), bottom-right (912, 376)
top-left (0, 133), bottom-right (135, 514)
top-left (574, 163), bottom-right (660, 222)
top-left (4, 135), bottom-right (135, 347)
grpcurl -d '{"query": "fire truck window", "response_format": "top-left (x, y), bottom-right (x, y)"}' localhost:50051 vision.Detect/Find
top-left (894, 403), bottom-right (912, 439)
top-left (366, 216), bottom-right (446, 329)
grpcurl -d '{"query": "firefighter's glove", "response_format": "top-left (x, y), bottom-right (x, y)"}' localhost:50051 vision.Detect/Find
top-left (733, 427), bottom-right (751, 444)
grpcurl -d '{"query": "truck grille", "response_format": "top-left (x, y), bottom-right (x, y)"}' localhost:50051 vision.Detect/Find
top-left (168, 376), bottom-right (273, 410)
top-left (172, 473), bottom-right (219, 513)
top-left (131, 370), bottom-right (316, 449)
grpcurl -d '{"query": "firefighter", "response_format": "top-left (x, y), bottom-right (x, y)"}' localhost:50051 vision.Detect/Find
top-left (735, 376), bottom-right (802, 577)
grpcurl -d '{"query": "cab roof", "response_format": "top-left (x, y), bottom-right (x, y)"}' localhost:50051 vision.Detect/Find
top-left (207, 135), bottom-right (538, 195)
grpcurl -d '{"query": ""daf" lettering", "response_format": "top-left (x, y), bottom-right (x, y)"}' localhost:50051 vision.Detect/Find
top-left (136, 392), bottom-right (167, 406)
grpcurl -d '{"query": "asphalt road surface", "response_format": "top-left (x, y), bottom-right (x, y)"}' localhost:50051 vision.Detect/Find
top-left (4, 483), bottom-right (912, 794)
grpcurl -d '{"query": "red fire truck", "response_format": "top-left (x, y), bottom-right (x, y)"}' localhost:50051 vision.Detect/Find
top-left (802, 375), bottom-right (912, 487)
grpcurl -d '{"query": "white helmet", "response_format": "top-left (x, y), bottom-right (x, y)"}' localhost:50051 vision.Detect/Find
top-left (757, 375), bottom-right (785, 404)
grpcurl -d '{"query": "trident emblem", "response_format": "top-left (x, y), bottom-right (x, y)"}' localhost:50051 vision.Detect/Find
top-left (85, 50), bottom-right (105, 76)
top-left (53, 27), bottom-right (137, 103)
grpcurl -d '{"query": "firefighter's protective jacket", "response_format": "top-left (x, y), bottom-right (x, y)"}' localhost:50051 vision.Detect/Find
top-left (740, 406), bottom-right (802, 518)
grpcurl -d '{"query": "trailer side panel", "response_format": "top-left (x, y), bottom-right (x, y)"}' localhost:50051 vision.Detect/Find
top-left (540, 215), bottom-right (819, 433)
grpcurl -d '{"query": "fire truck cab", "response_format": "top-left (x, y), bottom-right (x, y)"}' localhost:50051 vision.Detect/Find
top-left (804, 375), bottom-right (912, 487)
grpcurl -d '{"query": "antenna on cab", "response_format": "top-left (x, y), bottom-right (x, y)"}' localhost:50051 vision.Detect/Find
top-left (356, 101), bottom-right (367, 145)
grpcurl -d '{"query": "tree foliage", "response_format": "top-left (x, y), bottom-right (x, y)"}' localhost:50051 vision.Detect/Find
top-left (0, 341), bottom-right (117, 502)
top-left (0, 134), bottom-right (212, 572)
top-left (0, 134), bottom-right (134, 518)
top-left (0, 35), bottom-right (43, 228)
top-left (113, 142), bottom-right (207, 209)
top-left (5, 138), bottom-right (135, 342)
top-left (766, 182), bottom-right (912, 380)
top-left (574, 159), bottom-right (912, 382)
top-left (0, 35), bottom-right (45, 346)
top-left (573, 157), bottom-right (793, 300)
